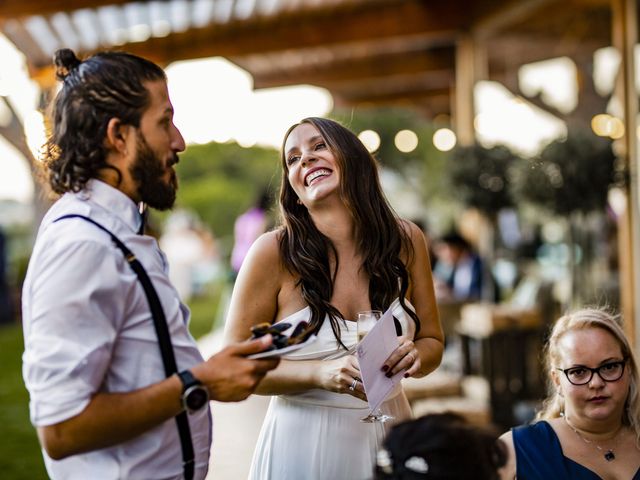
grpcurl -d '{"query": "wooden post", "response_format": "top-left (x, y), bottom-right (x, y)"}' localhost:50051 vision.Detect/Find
top-left (454, 34), bottom-right (477, 146)
top-left (611, 0), bottom-right (639, 348)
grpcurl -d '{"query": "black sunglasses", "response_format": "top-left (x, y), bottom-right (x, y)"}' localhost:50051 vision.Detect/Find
top-left (249, 321), bottom-right (312, 351)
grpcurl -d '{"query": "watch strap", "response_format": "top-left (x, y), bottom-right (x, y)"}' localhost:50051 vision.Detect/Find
top-left (178, 370), bottom-right (200, 390)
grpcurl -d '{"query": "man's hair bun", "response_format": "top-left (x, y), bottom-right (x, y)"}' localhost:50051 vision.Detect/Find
top-left (53, 49), bottom-right (82, 80)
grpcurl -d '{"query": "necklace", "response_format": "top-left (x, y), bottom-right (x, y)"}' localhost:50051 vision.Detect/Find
top-left (562, 414), bottom-right (621, 462)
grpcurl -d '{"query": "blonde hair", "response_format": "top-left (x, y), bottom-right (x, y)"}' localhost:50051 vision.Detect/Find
top-left (535, 308), bottom-right (640, 444)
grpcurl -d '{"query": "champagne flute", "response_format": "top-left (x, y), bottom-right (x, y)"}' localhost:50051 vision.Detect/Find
top-left (357, 310), bottom-right (381, 342)
top-left (356, 310), bottom-right (394, 423)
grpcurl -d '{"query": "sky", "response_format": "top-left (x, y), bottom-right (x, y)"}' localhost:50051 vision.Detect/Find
top-left (0, 36), bottom-right (603, 205)
top-left (165, 58), bottom-right (333, 147)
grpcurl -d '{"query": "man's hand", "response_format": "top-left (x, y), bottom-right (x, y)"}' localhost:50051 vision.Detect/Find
top-left (193, 334), bottom-right (280, 402)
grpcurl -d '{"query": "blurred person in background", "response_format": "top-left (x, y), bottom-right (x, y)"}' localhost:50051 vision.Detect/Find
top-left (374, 412), bottom-right (508, 480)
top-left (21, 48), bottom-right (279, 480)
top-left (432, 231), bottom-right (484, 302)
top-left (160, 210), bottom-right (221, 301)
top-left (499, 308), bottom-right (640, 479)
top-left (224, 117), bottom-right (444, 480)
top-left (230, 188), bottom-right (271, 279)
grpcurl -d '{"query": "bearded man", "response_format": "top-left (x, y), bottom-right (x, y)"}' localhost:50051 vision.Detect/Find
top-left (21, 49), bottom-right (279, 480)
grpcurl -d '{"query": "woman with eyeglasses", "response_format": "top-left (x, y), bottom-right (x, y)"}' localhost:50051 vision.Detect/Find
top-left (499, 308), bottom-right (640, 479)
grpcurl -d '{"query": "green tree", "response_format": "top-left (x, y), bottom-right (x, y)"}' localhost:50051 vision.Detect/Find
top-left (171, 141), bottom-right (280, 241)
top-left (512, 130), bottom-right (615, 216)
top-left (512, 129), bottom-right (617, 305)
top-left (448, 143), bottom-right (519, 220)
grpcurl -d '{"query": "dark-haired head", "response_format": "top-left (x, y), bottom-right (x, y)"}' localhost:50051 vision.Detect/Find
top-left (375, 413), bottom-right (507, 480)
top-left (441, 231), bottom-right (471, 251)
top-left (44, 48), bottom-right (166, 194)
top-left (279, 117), bottom-right (379, 216)
top-left (277, 117), bottom-right (419, 344)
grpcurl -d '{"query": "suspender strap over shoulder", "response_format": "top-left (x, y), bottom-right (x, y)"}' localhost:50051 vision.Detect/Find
top-left (54, 214), bottom-right (195, 480)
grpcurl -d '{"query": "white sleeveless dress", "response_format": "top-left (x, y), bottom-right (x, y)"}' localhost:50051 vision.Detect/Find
top-left (248, 298), bottom-right (415, 480)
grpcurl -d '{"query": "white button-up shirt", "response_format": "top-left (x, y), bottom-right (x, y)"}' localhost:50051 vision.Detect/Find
top-left (22, 180), bottom-right (212, 480)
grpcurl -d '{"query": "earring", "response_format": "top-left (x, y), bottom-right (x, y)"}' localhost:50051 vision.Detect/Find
top-left (296, 198), bottom-right (302, 205)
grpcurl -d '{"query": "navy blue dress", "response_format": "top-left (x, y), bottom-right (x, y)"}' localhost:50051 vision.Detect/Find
top-left (512, 421), bottom-right (640, 479)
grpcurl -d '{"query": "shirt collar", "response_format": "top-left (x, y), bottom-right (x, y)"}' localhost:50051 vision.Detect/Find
top-left (82, 179), bottom-right (143, 234)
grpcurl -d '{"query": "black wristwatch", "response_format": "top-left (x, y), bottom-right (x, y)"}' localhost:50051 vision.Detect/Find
top-left (178, 370), bottom-right (209, 414)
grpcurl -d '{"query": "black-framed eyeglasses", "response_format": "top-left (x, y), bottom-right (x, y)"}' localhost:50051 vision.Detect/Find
top-left (557, 359), bottom-right (627, 386)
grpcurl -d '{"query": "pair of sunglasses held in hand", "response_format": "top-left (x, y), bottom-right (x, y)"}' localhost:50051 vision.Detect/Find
top-left (249, 321), bottom-right (314, 353)
top-left (248, 314), bottom-right (400, 357)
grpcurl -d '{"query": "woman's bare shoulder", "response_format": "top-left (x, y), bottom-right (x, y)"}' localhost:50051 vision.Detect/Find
top-left (398, 218), bottom-right (426, 244)
top-left (247, 230), bottom-right (282, 262)
top-left (398, 217), bottom-right (419, 232)
top-left (234, 230), bottom-right (286, 286)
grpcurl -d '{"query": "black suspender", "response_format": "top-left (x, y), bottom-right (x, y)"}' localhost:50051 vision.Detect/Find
top-left (54, 214), bottom-right (195, 480)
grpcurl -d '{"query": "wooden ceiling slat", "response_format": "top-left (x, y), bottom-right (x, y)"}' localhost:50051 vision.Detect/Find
top-left (1, 18), bottom-right (50, 66)
top-left (147, 2), bottom-right (172, 38)
top-left (167, 0), bottom-right (191, 33)
top-left (334, 89), bottom-right (451, 109)
top-left (23, 15), bottom-right (61, 57)
top-left (50, 12), bottom-right (82, 52)
top-left (233, 0), bottom-right (258, 21)
top-left (96, 5), bottom-right (128, 46)
top-left (72, 8), bottom-right (102, 50)
top-left (255, 0), bottom-right (279, 16)
top-left (0, 0), bottom-right (134, 19)
top-left (192, 0), bottom-right (215, 28)
top-left (212, 0), bottom-right (235, 24)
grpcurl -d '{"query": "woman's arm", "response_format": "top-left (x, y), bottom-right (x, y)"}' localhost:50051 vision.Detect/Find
top-left (223, 231), bottom-right (282, 346)
top-left (383, 221), bottom-right (445, 378)
top-left (223, 232), bottom-right (366, 399)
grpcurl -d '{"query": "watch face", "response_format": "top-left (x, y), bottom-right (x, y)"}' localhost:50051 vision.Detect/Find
top-left (185, 386), bottom-right (209, 411)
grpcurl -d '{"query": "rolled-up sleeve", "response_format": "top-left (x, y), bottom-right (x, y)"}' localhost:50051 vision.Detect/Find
top-left (23, 239), bottom-right (125, 426)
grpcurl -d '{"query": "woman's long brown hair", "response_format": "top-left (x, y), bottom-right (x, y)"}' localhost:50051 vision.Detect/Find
top-left (278, 117), bottom-right (420, 348)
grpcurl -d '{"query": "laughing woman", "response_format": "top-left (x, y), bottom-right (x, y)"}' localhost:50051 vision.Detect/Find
top-left (223, 117), bottom-right (444, 480)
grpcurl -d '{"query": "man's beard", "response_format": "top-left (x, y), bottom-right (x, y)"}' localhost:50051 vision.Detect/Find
top-left (129, 134), bottom-right (178, 211)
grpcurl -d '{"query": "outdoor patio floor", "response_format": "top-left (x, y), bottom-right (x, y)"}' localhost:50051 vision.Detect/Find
top-left (198, 331), bottom-right (269, 480)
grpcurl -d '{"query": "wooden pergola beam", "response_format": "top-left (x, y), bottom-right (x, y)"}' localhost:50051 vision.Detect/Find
top-left (611, 0), bottom-right (640, 346)
top-left (248, 47), bottom-right (456, 89)
top-left (473, 0), bottom-right (561, 38)
top-left (333, 93), bottom-right (451, 118)
top-left (334, 86), bottom-right (451, 105)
